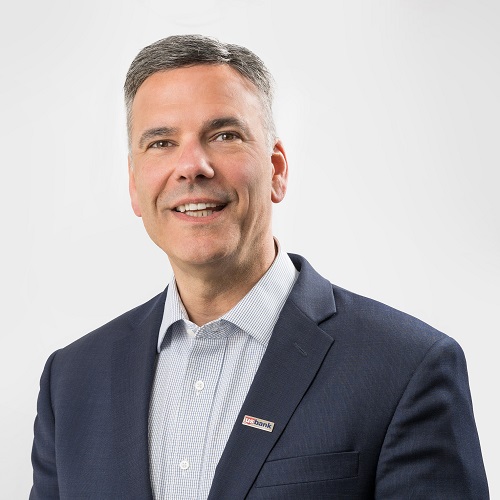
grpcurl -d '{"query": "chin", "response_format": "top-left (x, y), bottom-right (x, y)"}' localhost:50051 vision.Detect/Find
top-left (168, 242), bottom-right (237, 269)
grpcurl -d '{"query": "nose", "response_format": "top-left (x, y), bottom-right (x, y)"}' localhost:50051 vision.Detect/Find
top-left (174, 139), bottom-right (215, 182)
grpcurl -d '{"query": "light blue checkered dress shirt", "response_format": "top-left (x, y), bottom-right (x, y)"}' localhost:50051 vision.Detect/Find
top-left (148, 246), bottom-right (298, 500)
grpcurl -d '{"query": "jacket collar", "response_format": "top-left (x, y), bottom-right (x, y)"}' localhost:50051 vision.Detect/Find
top-left (208, 253), bottom-right (337, 499)
top-left (110, 289), bottom-right (167, 498)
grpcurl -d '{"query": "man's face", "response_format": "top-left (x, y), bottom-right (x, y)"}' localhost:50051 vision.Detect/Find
top-left (128, 64), bottom-right (287, 274)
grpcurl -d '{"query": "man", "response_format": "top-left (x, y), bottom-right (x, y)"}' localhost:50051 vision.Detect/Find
top-left (31, 34), bottom-right (489, 499)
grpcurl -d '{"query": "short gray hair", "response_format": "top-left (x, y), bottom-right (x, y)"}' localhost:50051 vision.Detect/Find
top-left (124, 34), bottom-right (276, 149)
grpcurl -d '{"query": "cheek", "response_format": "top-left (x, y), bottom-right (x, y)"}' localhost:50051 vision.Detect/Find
top-left (225, 157), bottom-right (272, 196)
top-left (233, 174), bottom-right (274, 224)
top-left (134, 161), bottom-right (170, 205)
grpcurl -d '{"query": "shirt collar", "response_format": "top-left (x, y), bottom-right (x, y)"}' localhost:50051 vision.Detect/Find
top-left (157, 240), bottom-right (298, 352)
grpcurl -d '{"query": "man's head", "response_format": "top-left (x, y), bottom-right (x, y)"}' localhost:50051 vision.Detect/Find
top-left (124, 34), bottom-right (276, 151)
top-left (125, 35), bottom-right (288, 280)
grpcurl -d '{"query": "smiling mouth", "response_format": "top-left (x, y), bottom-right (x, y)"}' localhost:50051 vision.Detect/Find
top-left (174, 202), bottom-right (226, 218)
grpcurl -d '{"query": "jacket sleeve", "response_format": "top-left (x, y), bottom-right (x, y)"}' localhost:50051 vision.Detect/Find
top-left (375, 336), bottom-right (489, 499)
top-left (30, 351), bottom-right (60, 499)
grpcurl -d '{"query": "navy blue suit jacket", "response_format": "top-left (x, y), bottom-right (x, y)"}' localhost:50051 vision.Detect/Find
top-left (31, 254), bottom-right (489, 499)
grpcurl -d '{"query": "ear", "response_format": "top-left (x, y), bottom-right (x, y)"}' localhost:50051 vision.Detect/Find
top-left (128, 156), bottom-right (142, 217)
top-left (270, 139), bottom-right (288, 203)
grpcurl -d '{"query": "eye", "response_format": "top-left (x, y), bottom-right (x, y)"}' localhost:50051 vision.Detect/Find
top-left (213, 132), bottom-right (240, 142)
top-left (149, 140), bottom-right (175, 149)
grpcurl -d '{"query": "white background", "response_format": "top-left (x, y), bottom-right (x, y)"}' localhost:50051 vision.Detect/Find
top-left (1, 0), bottom-right (498, 497)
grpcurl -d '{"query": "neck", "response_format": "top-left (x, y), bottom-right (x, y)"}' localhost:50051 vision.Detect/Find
top-left (171, 240), bottom-right (277, 326)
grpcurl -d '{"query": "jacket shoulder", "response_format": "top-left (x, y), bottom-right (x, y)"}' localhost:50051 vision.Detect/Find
top-left (288, 253), bottom-right (449, 352)
top-left (51, 289), bottom-right (166, 364)
top-left (329, 283), bottom-right (452, 358)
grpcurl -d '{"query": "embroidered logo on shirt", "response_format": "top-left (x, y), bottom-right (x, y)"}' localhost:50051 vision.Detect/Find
top-left (242, 415), bottom-right (274, 432)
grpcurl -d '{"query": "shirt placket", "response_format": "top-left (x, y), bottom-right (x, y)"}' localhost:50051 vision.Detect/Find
top-left (168, 324), bottom-right (228, 499)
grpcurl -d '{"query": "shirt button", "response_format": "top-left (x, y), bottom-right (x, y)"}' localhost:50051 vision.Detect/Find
top-left (194, 380), bottom-right (205, 391)
top-left (186, 328), bottom-right (196, 338)
top-left (179, 459), bottom-right (190, 470)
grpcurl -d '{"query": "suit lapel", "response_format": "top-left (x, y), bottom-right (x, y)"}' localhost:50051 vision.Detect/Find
top-left (110, 289), bottom-right (167, 497)
top-left (208, 255), bottom-right (337, 499)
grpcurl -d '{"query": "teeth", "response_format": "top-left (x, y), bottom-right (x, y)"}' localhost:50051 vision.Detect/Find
top-left (185, 210), bottom-right (214, 217)
top-left (175, 202), bottom-right (219, 213)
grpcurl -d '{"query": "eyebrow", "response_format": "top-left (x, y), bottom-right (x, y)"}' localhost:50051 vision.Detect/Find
top-left (138, 126), bottom-right (178, 149)
top-left (202, 116), bottom-right (251, 137)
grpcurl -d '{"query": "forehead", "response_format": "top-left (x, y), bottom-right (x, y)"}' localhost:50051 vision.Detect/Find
top-left (130, 65), bottom-right (264, 130)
